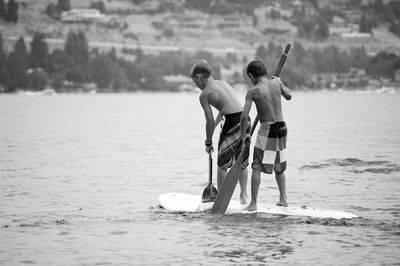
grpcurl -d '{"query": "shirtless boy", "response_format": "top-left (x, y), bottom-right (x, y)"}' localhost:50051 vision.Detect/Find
top-left (240, 59), bottom-right (292, 211)
top-left (190, 60), bottom-right (250, 203)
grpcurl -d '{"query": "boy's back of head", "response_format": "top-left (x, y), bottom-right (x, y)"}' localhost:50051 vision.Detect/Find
top-left (190, 60), bottom-right (212, 79)
top-left (247, 59), bottom-right (268, 79)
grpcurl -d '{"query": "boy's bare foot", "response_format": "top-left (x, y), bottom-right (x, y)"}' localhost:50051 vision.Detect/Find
top-left (276, 200), bottom-right (288, 207)
top-left (246, 202), bottom-right (257, 211)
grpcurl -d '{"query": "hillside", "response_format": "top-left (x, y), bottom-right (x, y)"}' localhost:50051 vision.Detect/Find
top-left (1, 0), bottom-right (400, 58)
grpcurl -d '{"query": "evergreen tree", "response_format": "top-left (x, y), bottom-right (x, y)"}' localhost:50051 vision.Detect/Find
top-left (89, 54), bottom-right (114, 88)
top-left (359, 13), bottom-right (372, 33)
top-left (49, 48), bottom-right (73, 75)
top-left (0, 0), bottom-right (6, 20)
top-left (6, 37), bottom-right (28, 90)
top-left (5, 0), bottom-right (18, 23)
top-left (64, 30), bottom-right (89, 67)
top-left (315, 18), bottom-right (329, 40)
top-left (0, 32), bottom-right (10, 91)
top-left (28, 68), bottom-right (48, 91)
top-left (348, 46), bottom-right (369, 70)
top-left (89, 1), bottom-right (106, 13)
top-left (111, 65), bottom-right (130, 91)
top-left (29, 32), bottom-right (49, 71)
top-left (58, 0), bottom-right (70, 11)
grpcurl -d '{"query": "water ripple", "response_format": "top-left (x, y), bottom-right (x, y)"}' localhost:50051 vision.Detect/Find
top-left (300, 158), bottom-right (400, 174)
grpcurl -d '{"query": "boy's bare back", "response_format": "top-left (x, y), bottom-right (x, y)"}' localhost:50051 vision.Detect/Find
top-left (200, 80), bottom-right (243, 115)
top-left (248, 77), bottom-right (287, 123)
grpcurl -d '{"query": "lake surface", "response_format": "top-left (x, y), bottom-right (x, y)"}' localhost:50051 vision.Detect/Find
top-left (1, 91), bottom-right (399, 265)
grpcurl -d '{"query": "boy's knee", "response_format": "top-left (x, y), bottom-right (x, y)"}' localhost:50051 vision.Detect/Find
top-left (274, 165), bottom-right (285, 174)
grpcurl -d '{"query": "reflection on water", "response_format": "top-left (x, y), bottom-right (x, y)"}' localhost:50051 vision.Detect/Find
top-left (1, 92), bottom-right (400, 265)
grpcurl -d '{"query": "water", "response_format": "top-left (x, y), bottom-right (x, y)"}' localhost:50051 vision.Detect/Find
top-left (1, 91), bottom-right (399, 265)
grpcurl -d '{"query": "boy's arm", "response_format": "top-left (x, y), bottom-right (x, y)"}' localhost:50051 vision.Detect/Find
top-left (214, 112), bottom-right (222, 129)
top-left (240, 90), bottom-right (253, 142)
top-left (199, 94), bottom-right (215, 144)
top-left (279, 78), bottom-right (292, 100)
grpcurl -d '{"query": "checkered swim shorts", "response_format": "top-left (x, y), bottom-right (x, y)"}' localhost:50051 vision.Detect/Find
top-left (218, 112), bottom-right (250, 170)
top-left (252, 121), bottom-right (287, 174)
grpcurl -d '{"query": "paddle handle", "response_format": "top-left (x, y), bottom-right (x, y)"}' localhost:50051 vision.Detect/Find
top-left (249, 43), bottom-right (291, 136)
top-left (208, 153), bottom-right (212, 185)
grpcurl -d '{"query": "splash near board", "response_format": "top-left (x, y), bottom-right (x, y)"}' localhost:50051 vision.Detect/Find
top-left (158, 193), bottom-right (357, 220)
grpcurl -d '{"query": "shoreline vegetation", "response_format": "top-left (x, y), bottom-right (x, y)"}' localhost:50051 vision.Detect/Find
top-left (1, 0), bottom-right (400, 93)
top-left (1, 30), bottom-right (399, 94)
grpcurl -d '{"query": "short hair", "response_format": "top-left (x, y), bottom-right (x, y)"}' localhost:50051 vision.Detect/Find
top-left (190, 60), bottom-right (212, 79)
top-left (247, 59), bottom-right (268, 79)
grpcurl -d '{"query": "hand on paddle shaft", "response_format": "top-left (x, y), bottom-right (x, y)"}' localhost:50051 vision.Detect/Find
top-left (205, 144), bottom-right (214, 154)
top-left (201, 152), bottom-right (218, 202)
top-left (204, 139), bottom-right (213, 154)
top-left (250, 43), bottom-right (291, 136)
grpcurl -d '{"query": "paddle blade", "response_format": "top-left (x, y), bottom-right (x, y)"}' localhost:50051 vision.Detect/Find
top-left (210, 151), bottom-right (245, 214)
top-left (201, 184), bottom-right (218, 203)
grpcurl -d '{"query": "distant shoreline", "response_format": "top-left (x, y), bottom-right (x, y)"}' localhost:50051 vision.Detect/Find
top-left (3, 35), bottom-right (254, 58)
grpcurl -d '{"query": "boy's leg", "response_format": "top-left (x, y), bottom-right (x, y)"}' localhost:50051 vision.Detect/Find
top-left (246, 169), bottom-right (261, 211)
top-left (275, 171), bottom-right (288, 207)
top-left (217, 167), bottom-right (227, 191)
top-left (239, 167), bottom-right (248, 204)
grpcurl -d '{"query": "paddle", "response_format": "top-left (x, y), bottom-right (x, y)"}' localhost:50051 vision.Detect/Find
top-left (210, 43), bottom-right (291, 214)
top-left (201, 153), bottom-right (218, 203)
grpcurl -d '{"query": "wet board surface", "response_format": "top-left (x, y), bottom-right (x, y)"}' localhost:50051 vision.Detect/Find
top-left (158, 193), bottom-right (357, 219)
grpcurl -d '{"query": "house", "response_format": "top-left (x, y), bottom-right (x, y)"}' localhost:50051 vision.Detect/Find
top-left (329, 16), bottom-right (354, 36)
top-left (293, 0), bottom-right (317, 16)
top-left (61, 9), bottom-right (106, 23)
top-left (165, 15), bottom-right (208, 29)
top-left (210, 14), bottom-right (253, 28)
top-left (342, 10), bottom-right (362, 24)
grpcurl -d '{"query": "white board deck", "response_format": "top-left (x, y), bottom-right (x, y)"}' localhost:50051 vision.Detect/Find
top-left (158, 193), bottom-right (357, 220)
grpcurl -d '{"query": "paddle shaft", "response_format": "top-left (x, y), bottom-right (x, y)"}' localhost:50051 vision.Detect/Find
top-left (209, 153), bottom-right (212, 185)
top-left (250, 43), bottom-right (291, 136)
top-left (211, 43), bottom-right (291, 214)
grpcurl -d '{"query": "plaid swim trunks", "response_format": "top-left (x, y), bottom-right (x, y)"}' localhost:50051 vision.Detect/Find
top-left (252, 121), bottom-right (287, 174)
top-left (218, 112), bottom-right (251, 170)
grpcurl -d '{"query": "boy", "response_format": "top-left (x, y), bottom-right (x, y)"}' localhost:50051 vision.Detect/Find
top-left (240, 59), bottom-right (292, 210)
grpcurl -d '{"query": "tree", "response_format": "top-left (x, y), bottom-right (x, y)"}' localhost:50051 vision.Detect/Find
top-left (359, 13), bottom-right (372, 33)
top-left (367, 51), bottom-right (399, 78)
top-left (0, 32), bottom-right (10, 91)
top-left (348, 47), bottom-right (369, 70)
top-left (28, 68), bottom-right (48, 91)
top-left (5, 0), bottom-right (18, 23)
top-left (111, 65), bottom-right (130, 91)
top-left (45, 3), bottom-right (61, 19)
top-left (64, 30), bottom-right (89, 67)
top-left (89, 54), bottom-right (114, 88)
top-left (388, 0), bottom-right (400, 19)
top-left (270, 9), bottom-right (281, 20)
top-left (58, 0), bottom-right (70, 11)
top-left (315, 18), bottom-right (329, 40)
top-left (29, 32), bottom-right (50, 71)
top-left (65, 65), bottom-right (86, 84)
top-left (0, 0), bottom-right (6, 20)
top-left (90, 1), bottom-right (106, 13)
top-left (7, 37), bottom-right (28, 90)
top-left (49, 48), bottom-right (73, 75)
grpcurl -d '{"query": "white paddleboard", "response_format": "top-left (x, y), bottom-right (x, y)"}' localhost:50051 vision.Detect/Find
top-left (158, 193), bottom-right (357, 219)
